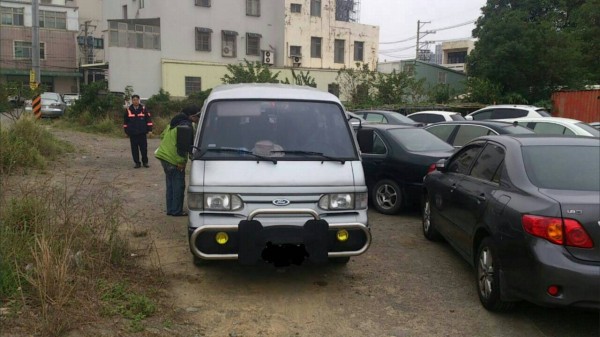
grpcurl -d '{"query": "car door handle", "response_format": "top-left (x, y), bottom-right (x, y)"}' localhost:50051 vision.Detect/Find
top-left (450, 183), bottom-right (457, 192)
top-left (476, 193), bottom-right (486, 203)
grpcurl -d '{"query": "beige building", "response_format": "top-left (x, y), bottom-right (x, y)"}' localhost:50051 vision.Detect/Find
top-left (439, 39), bottom-right (475, 73)
top-left (100, 0), bottom-right (378, 99)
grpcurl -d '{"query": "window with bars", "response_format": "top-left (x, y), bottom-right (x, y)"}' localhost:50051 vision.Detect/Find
top-left (290, 3), bottom-right (301, 13)
top-left (39, 10), bottom-right (66, 29)
top-left (310, 0), bottom-right (321, 17)
top-left (246, 33), bottom-right (261, 56)
top-left (334, 39), bottom-right (345, 63)
top-left (353, 41), bottom-right (364, 61)
top-left (109, 21), bottom-right (161, 50)
top-left (195, 0), bottom-right (211, 7)
top-left (246, 0), bottom-right (260, 16)
top-left (14, 41), bottom-right (45, 59)
top-left (221, 30), bottom-right (237, 57)
top-left (311, 37), bottom-right (322, 58)
top-left (1, 7), bottom-right (24, 26)
top-left (290, 45), bottom-right (301, 57)
top-left (195, 27), bottom-right (212, 51)
top-left (185, 77), bottom-right (202, 96)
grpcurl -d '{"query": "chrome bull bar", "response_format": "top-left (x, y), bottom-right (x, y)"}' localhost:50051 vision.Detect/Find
top-left (189, 208), bottom-right (371, 260)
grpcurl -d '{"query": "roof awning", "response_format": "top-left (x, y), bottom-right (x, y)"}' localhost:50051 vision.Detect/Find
top-left (222, 30), bottom-right (238, 36)
top-left (0, 68), bottom-right (82, 77)
top-left (247, 33), bottom-right (262, 38)
top-left (80, 62), bottom-right (109, 69)
top-left (196, 27), bottom-right (213, 33)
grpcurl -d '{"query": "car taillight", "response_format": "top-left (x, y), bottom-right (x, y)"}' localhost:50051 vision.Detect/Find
top-left (427, 163), bottom-right (436, 174)
top-left (522, 215), bottom-right (593, 248)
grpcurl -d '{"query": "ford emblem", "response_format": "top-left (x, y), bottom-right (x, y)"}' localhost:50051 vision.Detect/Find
top-left (272, 199), bottom-right (290, 206)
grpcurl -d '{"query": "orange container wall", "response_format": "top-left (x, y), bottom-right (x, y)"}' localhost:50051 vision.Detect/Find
top-left (551, 90), bottom-right (600, 123)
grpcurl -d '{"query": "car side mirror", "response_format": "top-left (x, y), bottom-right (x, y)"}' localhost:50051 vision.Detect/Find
top-left (356, 129), bottom-right (374, 153)
top-left (435, 158), bottom-right (447, 172)
top-left (465, 115), bottom-right (473, 121)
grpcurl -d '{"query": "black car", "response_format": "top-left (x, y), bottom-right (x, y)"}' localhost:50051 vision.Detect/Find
top-left (422, 135), bottom-right (600, 311)
top-left (356, 124), bottom-right (455, 214)
top-left (424, 120), bottom-right (534, 148)
top-left (352, 110), bottom-right (422, 126)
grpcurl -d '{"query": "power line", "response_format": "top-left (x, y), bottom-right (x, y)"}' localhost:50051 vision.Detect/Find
top-left (379, 19), bottom-right (476, 45)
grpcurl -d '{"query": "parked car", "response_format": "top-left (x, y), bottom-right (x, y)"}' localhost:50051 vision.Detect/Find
top-left (407, 110), bottom-right (465, 124)
top-left (356, 124), bottom-right (455, 214)
top-left (422, 135), bottom-right (600, 311)
top-left (500, 117), bottom-right (600, 137)
top-left (352, 110), bottom-right (422, 126)
top-left (589, 122), bottom-right (600, 130)
top-left (347, 111), bottom-right (369, 130)
top-left (24, 92), bottom-right (66, 117)
top-left (424, 120), bottom-right (534, 148)
top-left (466, 105), bottom-right (551, 121)
top-left (62, 93), bottom-right (80, 107)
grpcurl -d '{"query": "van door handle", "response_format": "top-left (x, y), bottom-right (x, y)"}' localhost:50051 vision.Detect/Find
top-left (450, 183), bottom-right (457, 193)
top-left (476, 193), bottom-right (486, 203)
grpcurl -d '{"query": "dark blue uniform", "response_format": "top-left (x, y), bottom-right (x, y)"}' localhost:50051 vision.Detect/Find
top-left (123, 104), bottom-right (153, 167)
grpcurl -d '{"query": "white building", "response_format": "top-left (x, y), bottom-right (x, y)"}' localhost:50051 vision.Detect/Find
top-left (438, 39), bottom-right (475, 73)
top-left (101, 0), bottom-right (379, 99)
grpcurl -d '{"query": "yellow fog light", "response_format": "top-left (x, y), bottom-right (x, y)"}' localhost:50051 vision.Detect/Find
top-left (215, 232), bottom-right (229, 245)
top-left (336, 229), bottom-right (349, 242)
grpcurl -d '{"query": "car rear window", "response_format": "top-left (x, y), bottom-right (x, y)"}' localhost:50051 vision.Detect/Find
top-left (500, 124), bottom-right (534, 134)
top-left (388, 128), bottom-right (454, 152)
top-left (522, 145), bottom-right (600, 191)
top-left (576, 123), bottom-right (600, 137)
top-left (535, 109), bottom-right (551, 117)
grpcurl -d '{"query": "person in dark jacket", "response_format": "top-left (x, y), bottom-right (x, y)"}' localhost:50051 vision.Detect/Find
top-left (123, 94), bottom-right (153, 168)
top-left (155, 105), bottom-right (200, 216)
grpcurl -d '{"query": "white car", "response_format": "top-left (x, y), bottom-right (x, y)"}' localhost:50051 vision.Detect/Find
top-left (501, 117), bottom-right (599, 137)
top-left (466, 105), bottom-right (551, 121)
top-left (407, 110), bottom-right (465, 124)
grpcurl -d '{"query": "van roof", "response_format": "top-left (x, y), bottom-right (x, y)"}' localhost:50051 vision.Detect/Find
top-left (208, 83), bottom-right (342, 104)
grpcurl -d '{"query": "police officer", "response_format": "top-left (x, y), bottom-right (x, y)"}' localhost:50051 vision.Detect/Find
top-left (123, 94), bottom-right (153, 168)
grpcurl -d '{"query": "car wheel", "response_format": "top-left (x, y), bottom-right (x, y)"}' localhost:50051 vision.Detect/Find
top-left (422, 195), bottom-right (442, 241)
top-left (372, 179), bottom-right (403, 214)
top-left (329, 256), bottom-right (350, 265)
top-left (476, 237), bottom-right (514, 311)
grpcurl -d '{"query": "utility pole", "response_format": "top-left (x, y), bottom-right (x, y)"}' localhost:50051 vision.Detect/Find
top-left (31, 0), bottom-right (40, 85)
top-left (415, 20), bottom-right (434, 62)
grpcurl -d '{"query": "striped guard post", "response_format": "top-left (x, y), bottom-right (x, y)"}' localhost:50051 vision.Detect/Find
top-left (32, 94), bottom-right (42, 119)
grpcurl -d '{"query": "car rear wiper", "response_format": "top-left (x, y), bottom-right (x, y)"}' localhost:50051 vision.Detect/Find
top-left (271, 150), bottom-right (345, 164)
top-left (195, 147), bottom-right (278, 164)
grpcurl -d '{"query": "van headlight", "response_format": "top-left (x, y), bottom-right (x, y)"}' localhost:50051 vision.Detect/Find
top-left (187, 193), bottom-right (243, 211)
top-left (318, 193), bottom-right (367, 210)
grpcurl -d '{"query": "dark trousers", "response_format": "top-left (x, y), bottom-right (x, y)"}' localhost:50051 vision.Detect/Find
top-left (129, 133), bottom-right (148, 164)
top-left (160, 160), bottom-right (186, 215)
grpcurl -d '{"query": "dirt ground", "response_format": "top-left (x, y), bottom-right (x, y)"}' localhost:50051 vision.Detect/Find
top-left (4, 127), bottom-right (599, 337)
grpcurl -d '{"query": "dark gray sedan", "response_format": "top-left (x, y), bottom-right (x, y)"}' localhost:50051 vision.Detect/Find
top-left (422, 135), bottom-right (599, 311)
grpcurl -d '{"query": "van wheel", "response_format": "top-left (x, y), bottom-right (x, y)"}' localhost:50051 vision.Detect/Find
top-left (476, 238), bottom-right (514, 312)
top-left (372, 179), bottom-right (403, 214)
top-left (422, 195), bottom-right (442, 241)
top-left (329, 257), bottom-right (350, 264)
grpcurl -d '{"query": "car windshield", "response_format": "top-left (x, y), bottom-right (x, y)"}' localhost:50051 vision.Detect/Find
top-left (522, 145), bottom-right (600, 191)
top-left (387, 128), bottom-right (454, 152)
top-left (41, 93), bottom-right (60, 102)
top-left (575, 123), bottom-right (600, 137)
top-left (198, 100), bottom-right (358, 160)
top-left (535, 109), bottom-right (551, 117)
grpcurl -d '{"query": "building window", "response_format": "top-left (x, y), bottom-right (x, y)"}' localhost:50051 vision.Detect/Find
top-left (438, 72), bottom-right (447, 84)
top-left (310, 0), bottom-right (321, 17)
top-left (1, 7), bottom-right (24, 26)
top-left (290, 3), bottom-right (301, 13)
top-left (14, 41), bottom-right (45, 59)
top-left (246, 33), bottom-right (261, 56)
top-left (353, 41), bottom-right (364, 61)
top-left (139, 0), bottom-right (145, 9)
top-left (311, 37), bottom-right (321, 58)
top-left (328, 83), bottom-right (340, 97)
top-left (447, 51), bottom-right (467, 64)
top-left (221, 30), bottom-right (237, 57)
top-left (195, 27), bottom-right (212, 51)
top-left (109, 20), bottom-right (161, 50)
top-left (290, 45), bottom-right (301, 57)
top-left (39, 10), bottom-right (66, 29)
top-left (122, 5), bottom-right (127, 19)
top-left (334, 39), bottom-right (345, 64)
top-left (246, 0), bottom-right (260, 16)
top-left (185, 77), bottom-right (202, 96)
top-left (195, 0), bottom-right (211, 6)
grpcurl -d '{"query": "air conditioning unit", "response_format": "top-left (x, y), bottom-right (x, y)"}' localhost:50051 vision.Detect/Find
top-left (263, 50), bottom-right (274, 65)
top-left (222, 46), bottom-right (234, 57)
top-left (291, 55), bottom-right (302, 65)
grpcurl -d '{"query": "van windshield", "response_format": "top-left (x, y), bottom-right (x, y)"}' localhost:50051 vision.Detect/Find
top-left (198, 100), bottom-right (358, 160)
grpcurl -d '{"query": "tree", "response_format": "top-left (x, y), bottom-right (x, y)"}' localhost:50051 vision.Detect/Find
top-left (282, 69), bottom-right (317, 87)
top-left (467, 0), bottom-right (597, 103)
top-left (374, 70), bottom-right (412, 105)
top-left (221, 60), bottom-right (280, 84)
top-left (336, 63), bottom-right (378, 107)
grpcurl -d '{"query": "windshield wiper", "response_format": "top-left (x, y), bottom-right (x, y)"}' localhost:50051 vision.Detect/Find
top-left (271, 150), bottom-right (345, 164)
top-left (196, 147), bottom-right (277, 164)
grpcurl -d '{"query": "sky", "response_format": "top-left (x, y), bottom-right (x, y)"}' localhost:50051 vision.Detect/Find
top-left (359, 0), bottom-right (488, 62)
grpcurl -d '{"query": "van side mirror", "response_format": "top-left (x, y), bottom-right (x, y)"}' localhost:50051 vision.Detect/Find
top-left (356, 129), bottom-right (374, 153)
top-left (435, 158), bottom-right (447, 172)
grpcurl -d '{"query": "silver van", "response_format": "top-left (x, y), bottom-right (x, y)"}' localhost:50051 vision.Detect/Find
top-left (187, 84), bottom-right (371, 266)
